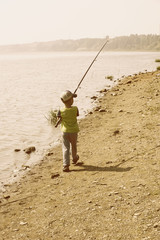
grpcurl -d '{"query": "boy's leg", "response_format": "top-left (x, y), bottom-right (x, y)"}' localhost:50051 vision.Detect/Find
top-left (68, 133), bottom-right (78, 161)
top-left (62, 132), bottom-right (70, 167)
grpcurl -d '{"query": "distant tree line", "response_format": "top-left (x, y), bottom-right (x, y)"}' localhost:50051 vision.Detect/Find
top-left (0, 34), bottom-right (160, 52)
top-left (107, 34), bottom-right (160, 51)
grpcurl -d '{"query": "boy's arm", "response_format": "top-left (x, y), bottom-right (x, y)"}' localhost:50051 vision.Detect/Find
top-left (77, 108), bottom-right (79, 117)
top-left (55, 110), bottom-right (61, 128)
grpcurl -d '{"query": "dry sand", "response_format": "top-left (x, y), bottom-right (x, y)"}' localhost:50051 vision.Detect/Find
top-left (0, 70), bottom-right (160, 240)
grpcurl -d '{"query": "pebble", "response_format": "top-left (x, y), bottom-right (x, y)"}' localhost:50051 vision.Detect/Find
top-left (22, 165), bottom-right (30, 170)
top-left (91, 96), bottom-right (97, 100)
top-left (3, 195), bottom-right (10, 200)
top-left (111, 92), bottom-right (117, 96)
top-left (88, 111), bottom-right (93, 115)
top-left (99, 109), bottom-right (106, 112)
top-left (51, 173), bottom-right (60, 179)
top-left (106, 161), bottom-right (113, 164)
top-left (47, 152), bottom-right (53, 156)
top-left (14, 149), bottom-right (21, 152)
top-left (24, 146), bottom-right (36, 154)
top-left (94, 106), bottom-right (101, 111)
top-left (113, 130), bottom-right (120, 136)
top-left (153, 223), bottom-right (159, 228)
top-left (99, 89), bottom-right (108, 93)
top-left (20, 221), bottom-right (28, 226)
top-left (133, 212), bottom-right (141, 217)
top-left (126, 80), bottom-right (132, 84)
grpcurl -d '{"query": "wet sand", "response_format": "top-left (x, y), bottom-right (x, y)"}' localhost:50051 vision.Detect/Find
top-left (0, 70), bottom-right (160, 239)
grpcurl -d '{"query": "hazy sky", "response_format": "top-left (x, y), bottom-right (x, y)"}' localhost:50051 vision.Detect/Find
top-left (0, 0), bottom-right (160, 45)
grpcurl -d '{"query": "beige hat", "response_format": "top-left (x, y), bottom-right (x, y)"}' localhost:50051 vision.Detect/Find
top-left (60, 90), bottom-right (77, 102)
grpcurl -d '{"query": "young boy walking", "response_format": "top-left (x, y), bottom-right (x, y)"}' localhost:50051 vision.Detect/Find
top-left (55, 90), bottom-right (79, 172)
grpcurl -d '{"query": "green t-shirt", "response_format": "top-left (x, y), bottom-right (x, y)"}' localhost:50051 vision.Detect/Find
top-left (60, 106), bottom-right (79, 133)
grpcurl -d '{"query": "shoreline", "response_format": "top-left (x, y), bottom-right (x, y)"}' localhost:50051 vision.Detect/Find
top-left (0, 70), bottom-right (160, 239)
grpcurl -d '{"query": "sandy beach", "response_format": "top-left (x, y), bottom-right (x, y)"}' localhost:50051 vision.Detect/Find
top-left (0, 70), bottom-right (160, 239)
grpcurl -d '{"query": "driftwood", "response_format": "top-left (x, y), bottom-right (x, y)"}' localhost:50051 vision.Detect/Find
top-left (116, 145), bottom-right (160, 167)
top-left (0, 194), bottom-right (37, 207)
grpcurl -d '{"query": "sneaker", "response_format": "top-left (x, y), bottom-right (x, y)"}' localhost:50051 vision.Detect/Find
top-left (63, 165), bottom-right (70, 172)
top-left (72, 155), bottom-right (79, 165)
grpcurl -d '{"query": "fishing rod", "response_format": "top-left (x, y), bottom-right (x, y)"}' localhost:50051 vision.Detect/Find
top-left (74, 39), bottom-right (109, 94)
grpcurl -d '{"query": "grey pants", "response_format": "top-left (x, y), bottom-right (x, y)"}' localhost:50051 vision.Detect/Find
top-left (62, 132), bottom-right (78, 166)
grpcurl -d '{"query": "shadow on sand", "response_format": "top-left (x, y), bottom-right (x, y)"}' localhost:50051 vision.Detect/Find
top-left (71, 163), bottom-right (133, 173)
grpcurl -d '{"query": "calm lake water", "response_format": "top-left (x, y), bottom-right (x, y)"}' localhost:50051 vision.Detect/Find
top-left (0, 51), bottom-right (160, 186)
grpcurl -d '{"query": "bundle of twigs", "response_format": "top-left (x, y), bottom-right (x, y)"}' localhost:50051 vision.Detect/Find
top-left (45, 109), bottom-right (58, 125)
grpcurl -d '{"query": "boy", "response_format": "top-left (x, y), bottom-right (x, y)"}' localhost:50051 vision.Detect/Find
top-left (55, 90), bottom-right (79, 172)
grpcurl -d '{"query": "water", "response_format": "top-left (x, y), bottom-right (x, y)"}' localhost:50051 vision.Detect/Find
top-left (0, 51), bottom-right (160, 186)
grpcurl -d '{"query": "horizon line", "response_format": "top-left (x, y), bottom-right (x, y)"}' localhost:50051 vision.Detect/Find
top-left (0, 33), bottom-right (160, 47)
